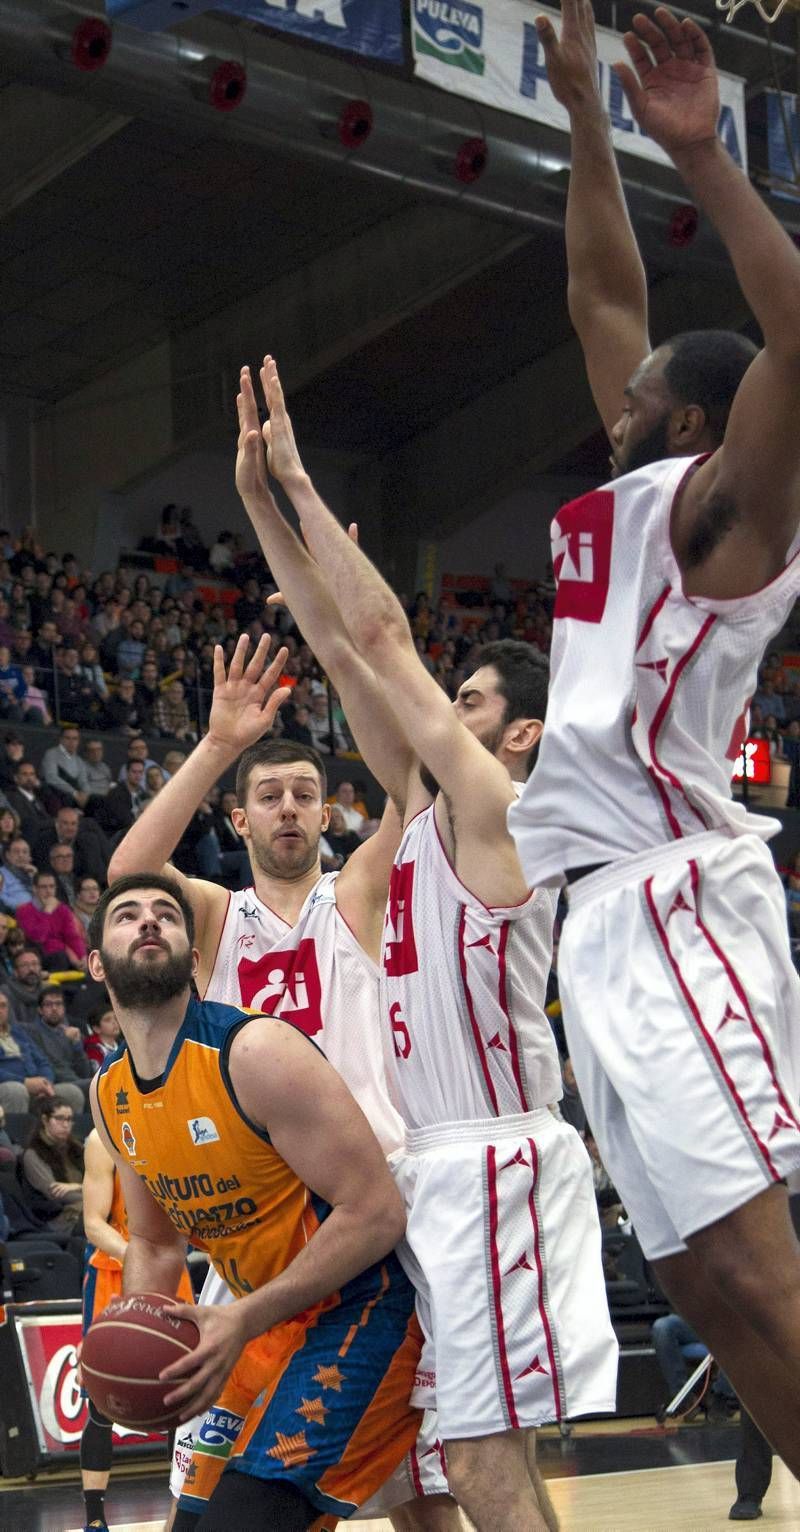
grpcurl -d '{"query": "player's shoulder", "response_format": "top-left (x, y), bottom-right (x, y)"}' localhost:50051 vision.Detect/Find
top-left (183, 994), bottom-right (265, 1048)
top-left (96, 1036), bottom-right (128, 1082)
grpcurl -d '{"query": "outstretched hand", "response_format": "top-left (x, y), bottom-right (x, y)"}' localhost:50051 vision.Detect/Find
top-left (206, 633), bottom-right (290, 755)
top-left (614, 8), bottom-right (719, 153)
top-left (235, 356), bottom-right (307, 506)
top-left (266, 522), bottom-right (360, 614)
top-left (535, 0), bottom-right (602, 113)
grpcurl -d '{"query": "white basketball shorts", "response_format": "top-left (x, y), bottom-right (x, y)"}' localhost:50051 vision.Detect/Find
top-left (389, 1107), bottom-right (618, 1438)
top-left (169, 1263), bottom-right (233, 1499)
top-left (560, 831), bottom-right (800, 1262)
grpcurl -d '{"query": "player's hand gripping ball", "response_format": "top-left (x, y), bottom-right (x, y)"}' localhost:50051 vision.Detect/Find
top-left (81, 1292), bottom-right (200, 1429)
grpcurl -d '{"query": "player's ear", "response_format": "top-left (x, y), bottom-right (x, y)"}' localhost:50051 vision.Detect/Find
top-left (506, 716), bottom-right (542, 762)
top-left (668, 403), bottom-right (706, 452)
top-left (87, 948), bottom-right (105, 983)
top-left (190, 945), bottom-right (200, 980)
top-left (231, 805), bottom-right (248, 835)
top-left (321, 803), bottom-right (331, 831)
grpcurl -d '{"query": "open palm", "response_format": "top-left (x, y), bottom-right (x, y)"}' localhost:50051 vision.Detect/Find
top-left (207, 633), bottom-right (290, 754)
top-left (615, 9), bottom-right (719, 153)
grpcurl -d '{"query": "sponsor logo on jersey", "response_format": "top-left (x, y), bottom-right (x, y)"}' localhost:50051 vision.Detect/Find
top-left (552, 490), bottom-right (614, 624)
top-left (121, 1120), bottom-right (136, 1157)
top-left (384, 860), bottom-right (419, 976)
top-left (240, 901), bottom-right (262, 923)
top-left (237, 937), bottom-right (323, 1036)
top-left (115, 1088), bottom-right (129, 1114)
top-left (188, 1116), bottom-right (220, 1146)
top-left (413, 0), bottom-right (485, 75)
top-left (195, 1405), bottom-right (245, 1458)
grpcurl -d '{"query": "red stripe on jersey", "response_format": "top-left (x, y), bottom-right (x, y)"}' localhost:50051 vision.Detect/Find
top-left (409, 1446), bottom-right (423, 1498)
top-left (486, 1144), bottom-right (520, 1429)
top-left (646, 614), bottom-right (717, 837)
top-left (635, 583), bottom-right (671, 651)
top-left (497, 921), bottom-right (530, 1112)
top-left (458, 905), bottom-right (500, 1115)
top-left (644, 876), bottom-right (780, 1183)
top-left (688, 859), bottom-right (800, 1134)
top-left (527, 1138), bottom-right (563, 1422)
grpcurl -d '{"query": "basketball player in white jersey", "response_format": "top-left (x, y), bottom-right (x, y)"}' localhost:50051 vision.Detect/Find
top-left (241, 356), bottom-right (617, 1531)
top-left (509, 7), bottom-right (800, 1475)
top-left (109, 542), bottom-right (457, 1519)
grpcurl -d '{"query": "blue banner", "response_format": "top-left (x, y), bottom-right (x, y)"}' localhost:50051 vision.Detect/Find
top-left (766, 91), bottom-right (800, 202)
top-left (107, 0), bottom-right (404, 62)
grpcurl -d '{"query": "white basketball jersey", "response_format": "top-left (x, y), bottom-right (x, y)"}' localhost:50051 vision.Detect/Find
top-left (205, 877), bottom-right (404, 1154)
top-left (381, 805), bottom-right (561, 1129)
top-left (509, 456), bottom-right (800, 886)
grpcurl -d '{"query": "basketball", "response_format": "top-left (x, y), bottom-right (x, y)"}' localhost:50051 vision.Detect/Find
top-left (81, 1292), bottom-right (200, 1430)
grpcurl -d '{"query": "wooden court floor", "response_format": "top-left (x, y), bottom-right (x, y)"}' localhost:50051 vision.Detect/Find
top-left (54, 1458), bottom-right (800, 1532)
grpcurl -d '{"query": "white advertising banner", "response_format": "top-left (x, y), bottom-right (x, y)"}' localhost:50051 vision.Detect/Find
top-left (411, 0), bottom-right (747, 173)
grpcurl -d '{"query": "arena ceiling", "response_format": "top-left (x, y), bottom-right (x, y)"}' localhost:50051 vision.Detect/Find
top-left (0, 0), bottom-right (797, 530)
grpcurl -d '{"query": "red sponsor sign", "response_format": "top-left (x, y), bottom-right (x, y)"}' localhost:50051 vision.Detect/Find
top-left (237, 937), bottom-right (323, 1036)
top-left (731, 737), bottom-right (772, 785)
top-left (552, 490), bottom-right (614, 625)
top-left (384, 861), bottom-right (418, 977)
top-left (14, 1311), bottom-right (166, 1454)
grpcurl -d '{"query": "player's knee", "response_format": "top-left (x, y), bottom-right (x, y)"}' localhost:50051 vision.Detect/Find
top-left (390, 1494), bottom-right (461, 1530)
top-left (445, 1433), bottom-right (526, 1506)
top-left (79, 1402), bottom-right (113, 1473)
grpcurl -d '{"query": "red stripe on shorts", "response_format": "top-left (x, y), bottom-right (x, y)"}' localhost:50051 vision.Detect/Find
top-left (497, 920), bottom-right (530, 1112)
top-left (458, 905), bottom-right (500, 1115)
top-left (644, 876), bottom-right (780, 1182)
top-left (688, 859), bottom-right (800, 1134)
top-left (646, 614), bottom-right (717, 838)
top-left (409, 1446), bottom-right (423, 1498)
top-left (527, 1138), bottom-right (563, 1422)
top-left (486, 1144), bottom-right (520, 1429)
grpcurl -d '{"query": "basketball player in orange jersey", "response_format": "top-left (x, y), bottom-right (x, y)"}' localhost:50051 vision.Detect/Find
top-left (88, 874), bottom-right (421, 1531)
top-left (509, 4), bottom-right (800, 1477)
top-left (237, 356), bottom-right (618, 1532)
top-left (80, 1129), bottom-right (194, 1532)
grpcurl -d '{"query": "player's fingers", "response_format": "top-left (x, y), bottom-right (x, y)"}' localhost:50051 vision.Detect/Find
top-left (631, 11), bottom-right (671, 63)
top-left (681, 14), bottom-right (712, 62)
top-left (612, 60), bottom-right (646, 118)
top-left (264, 685), bottom-right (292, 722)
top-left (347, 522), bottom-right (359, 545)
top-left (619, 34), bottom-right (652, 91)
top-left (534, 14), bottom-right (558, 51)
top-left (266, 591), bottom-right (286, 608)
top-left (244, 632), bottom-right (272, 683)
top-left (212, 644), bottom-right (226, 690)
top-left (238, 366), bottom-right (260, 429)
top-left (227, 632), bottom-right (249, 683)
top-left (260, 645), bottom-right (289, 689)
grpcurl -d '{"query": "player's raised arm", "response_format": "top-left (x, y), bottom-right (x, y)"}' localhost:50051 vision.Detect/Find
top-left (107, 636), bottom-right (289, 991)
top-left (235, 360), bottom-right (415, 815)
top-left (538, 0), bottom-right (650, 435)
top-left (614, 8), bottom-right (800, 592)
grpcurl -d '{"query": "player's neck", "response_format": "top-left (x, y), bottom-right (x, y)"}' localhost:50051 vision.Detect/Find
top-left (252, 861), bottom-right (322, 924)
top-left (113, 988), bottom-right (191, 1081)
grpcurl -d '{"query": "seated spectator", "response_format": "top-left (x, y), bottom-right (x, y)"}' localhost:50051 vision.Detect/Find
top-left (115, 618), bottom-right (147, 680)
top-left (75, 641), bottom-right (108, 704)
top-left (41, 725), bottom-right (90, 808)
top-left (33, 804), bottom-right (110, 888)
top-left (307, 691), bottom-right (347, 755)
top-left (82, 1005), bottom-right (120, 1073)
top-left (751, 712), bottom-right (783, 756)
top-left (145, 765), bottom-right (166, 797)
top-left (19, 665), bottom-right (52, 724)
top-left (2, 836), bottom-right (37, 911)
top-left (29, 618), bottom-right (59, 678)
top-left (0, 1103), bottom-right (22, 1164)
top-left (209, 530), bottom-right (235, 574)
top-left (50, 646), bottom-right (98, 725)
top-left (16, 872), bottom-right (87, 970)
top-left (0, 732), bottom-right (25, 791)
top-left (154, 504), bottom-right (180, 556)
top-left (320, 806), bottom-right (361, 869)
top-left (234, 577), bottom-right (265, 630)
top-left (97, 760), bottom-right (148, 837)
top-left (0, 806), bottom-right (20, 855)
top-left (22, 1098), bottom-right (84, 1235)
top-left (652, 1310), bottom-right (737, 1423)
top-left (154, 680), bottom-right (195, 742)
top-left (162, 749), bottom-right (187, 780)
top-left (282, 703), bottom-right (313, 746)
top-left (72, 875), bottom-right (100, 935)
top-left (0, 989), bottom-right (61, 1115)
top-left (6, 761), bottom-right (53, 843)
top-left (82, 738), bottom-right (112, 798)
top-left (3, 944), bottom-right (46, 1029)
top-left (24, 989), bottom-right (91, 1101)
top-left (327, 781), bottom-right (366, 833)
top-left (0, 913), bottom-right (16, 980)
top-left (101, 677), bottom-right (143, 735)
top-left (116, 737), bottom-right (158, 782)
top-left (48, 843), bottom-right (77, 906)
top-left (177, 508), bottom-right (207, 570)
top-left (135, 659), bottom-right (162, 732)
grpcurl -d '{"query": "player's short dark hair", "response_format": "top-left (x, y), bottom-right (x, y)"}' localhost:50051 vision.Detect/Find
top-left (235, 739), bottom-right (327, 805)
top-left (88, 872), bottom-right (195, 951)
top-left (469, 640), bottom-right (550, 774)
top-left (663, 330), bottom-right (757, 446)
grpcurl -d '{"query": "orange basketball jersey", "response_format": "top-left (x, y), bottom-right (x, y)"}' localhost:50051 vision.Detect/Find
top-left (87, 1161), bottom-right (128, 1274)
top-left (95, 998), bottom-right (330, 1299)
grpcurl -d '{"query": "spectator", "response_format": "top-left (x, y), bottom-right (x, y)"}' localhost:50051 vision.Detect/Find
top-left (162, 749), bottom-right (186, 780)
top-left (72, 876), bottom-right (101, 935)
top-left (33, 804), bottom-right (110, 888)
top-left (82, 738), bottom-right (112, 798)
top-left (115, 618), bottom-right (147, 680)
top-left (19, 664), bottom-right (52, 724)
top-left (0, 644), bottom-right (33, 721)
top-left (652, 1311), bottom-right (737, 1423)
top-left (6, 761), bottom-right (52, 843)
top-left (0, 806), bottom-right (20, 855)
top-left (154, 505), bottom-right (180, 556)
top-left (41, 725), bottom-right (90, 808)
top-left (283, 703), bottom-right (313, 747)
top-left (320, 805), bottom-right (361, 868)
top-left (0, 989), bottom-right (59, 1114)
top-left (82, 1006), bottom-right (120, 1073)
top-left (234, 577), bottom-right (264, 629)
top-left (154, 680), bottom-right (195, 742)
top-left (209, 530), bottom-right (236, 574)
top-left (327, 781), bottom-right (366, 833)
top-left (135, 659), bottom-right (162, 732)
top-left (116, 738), bottom-right (158, 782)
top-left (98, 760), bottom-right (148, 837)
top-left (51, 646), bottom-right (99, 725)
top-left (0, 912), bottom-right (16, 980)
top-left (2, 837), bottom-right (37, 911)
top-left (177, 508), bottom-right (207, 570)
top-left (0, 732), bottom-right (25, 791)
top-left (22, 1098), bottom-right (84, 1235)
top-left (25, 989), bottom-right (91, 1099)
top-left (101, 677), bottom-right (143, 735)
top-left (307, 691), bottom-right (348, 755)
top-left (145, 765), bottom-right (166, 797)
top-left (3, 945), bottom-right (46, 1030)
top-left (16, 871), bottom-right (87, 970)
top-left (75, 641), bottom-right (109, 703)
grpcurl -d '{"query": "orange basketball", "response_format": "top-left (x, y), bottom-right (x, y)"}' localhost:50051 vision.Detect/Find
top-left (81, 1291), bottom-right (199, 1429)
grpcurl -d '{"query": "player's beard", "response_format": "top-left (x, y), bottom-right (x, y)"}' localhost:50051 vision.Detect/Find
top-left (250, 826), bottom-right (321, 881)
top-left (100, 943), bottom-right (194, 1009)
top-left (419, 718), bottom-right (506, 801)
top-left (614, 413), bottom-right (671, 477)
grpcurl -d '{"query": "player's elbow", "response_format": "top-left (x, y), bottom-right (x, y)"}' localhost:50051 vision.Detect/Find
top-left (366, 1179), bottom-right (406, 1255)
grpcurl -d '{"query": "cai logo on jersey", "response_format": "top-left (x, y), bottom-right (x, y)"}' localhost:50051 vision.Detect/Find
top-left (384, 861), bottom-right (419, 977)
top-left (413, 1), bottom-right (485, 75)
top-left (237, 938), bottom-right (323, 1037)
top-left (552, 490), bottom-right (614, 624)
